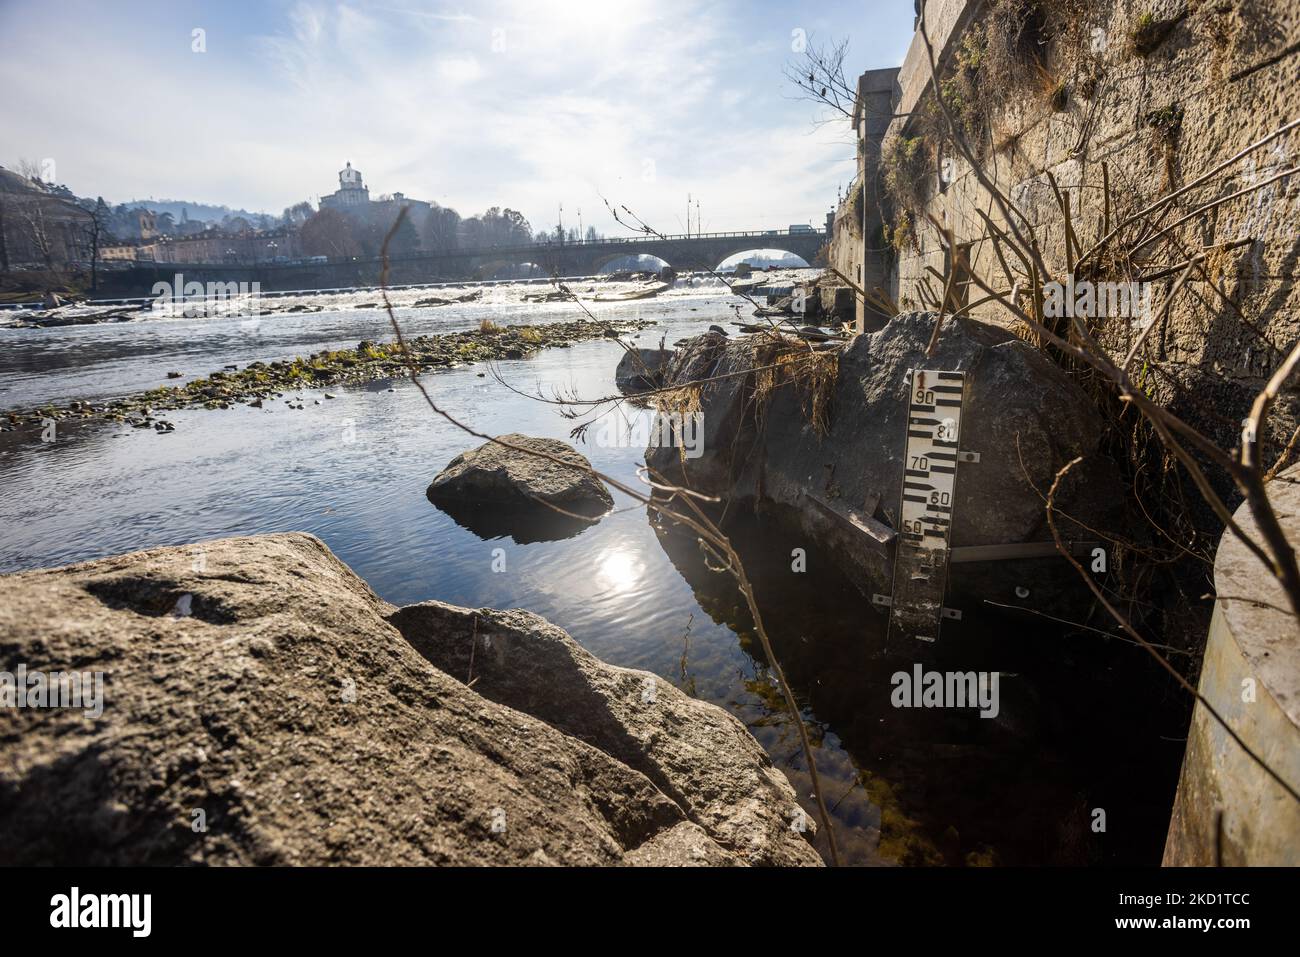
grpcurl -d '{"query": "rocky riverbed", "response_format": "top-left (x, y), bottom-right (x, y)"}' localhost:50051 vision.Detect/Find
top-left (1, 318), bottom-right (650, 434)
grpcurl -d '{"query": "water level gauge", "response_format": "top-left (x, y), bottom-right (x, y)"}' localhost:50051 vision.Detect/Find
top-left (886, 368), bottom-right (967, 642)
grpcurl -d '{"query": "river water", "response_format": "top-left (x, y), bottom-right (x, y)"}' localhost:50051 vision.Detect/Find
top-left (0, 276), bottom-right (1187, 865)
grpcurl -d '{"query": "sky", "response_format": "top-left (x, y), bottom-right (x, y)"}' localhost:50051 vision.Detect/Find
top-left (0, 0), bottom-right (915, 236)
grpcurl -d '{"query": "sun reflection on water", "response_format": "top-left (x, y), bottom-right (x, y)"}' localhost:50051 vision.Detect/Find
top-left (596, 547), bottom-right (642, 591)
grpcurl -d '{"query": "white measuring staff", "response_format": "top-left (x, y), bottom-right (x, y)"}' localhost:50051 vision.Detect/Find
top-left (884, 368), bottom-right (968, 642)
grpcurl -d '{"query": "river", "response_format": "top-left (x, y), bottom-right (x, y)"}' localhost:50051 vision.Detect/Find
top-left (0, 275), bottom-right (1186, 865)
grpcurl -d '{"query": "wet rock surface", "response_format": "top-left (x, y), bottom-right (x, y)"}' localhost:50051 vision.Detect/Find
top-left (0, 532), bottom-right (818, 866)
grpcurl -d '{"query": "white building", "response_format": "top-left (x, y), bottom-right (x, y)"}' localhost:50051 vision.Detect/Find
top-left (319, 162), bottom-right (371, 213)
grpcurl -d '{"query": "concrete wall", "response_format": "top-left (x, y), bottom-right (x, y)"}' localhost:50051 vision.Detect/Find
top-left (830, 67), bottom-right (900, 331)
top-left (862, 1), bottom-right (1300, 860)
top-left (1164, 464), bottom-right (1300, 865)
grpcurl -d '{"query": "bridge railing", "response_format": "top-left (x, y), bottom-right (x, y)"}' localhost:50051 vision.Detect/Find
top-left (112, 227), bottom-right (829, 271)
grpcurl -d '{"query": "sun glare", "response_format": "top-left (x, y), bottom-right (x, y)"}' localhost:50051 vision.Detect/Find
top-left (596, 548), bottom-right (641, 591)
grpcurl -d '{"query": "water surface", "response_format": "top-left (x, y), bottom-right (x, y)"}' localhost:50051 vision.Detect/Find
top-left (0, 279), bottom-right (1186, 865)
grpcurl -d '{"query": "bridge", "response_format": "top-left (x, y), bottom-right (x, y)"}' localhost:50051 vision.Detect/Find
top-left (94, 227), bottom-right (829, 297)
top-left (464, 227), bottom-right (828, 277)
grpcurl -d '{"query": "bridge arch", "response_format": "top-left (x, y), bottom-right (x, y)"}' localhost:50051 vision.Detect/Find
top-left (714, 247), bottom-right (812, 272)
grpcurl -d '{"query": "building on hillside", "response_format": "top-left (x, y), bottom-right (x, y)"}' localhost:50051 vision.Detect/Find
top-left (369, 190), bottom-right (433, 237)
top-left (126, 207), bottom-right (157, 241)
top-left (99, 243), bottom-right (146, 262)
top-left (0, 166), bottom-right (93, 268)
top-left (318, 162), bottom-right (433, 238)
top-left (140, 229), bottom-right (303, 264)
top-left (320, 162), bottom-right (370, 213)
top-left (174, 208), bottom-right (207, 236)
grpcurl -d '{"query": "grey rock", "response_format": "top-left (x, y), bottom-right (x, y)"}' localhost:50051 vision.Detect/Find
top-left (614, 347), bottom-right (673, 394)
top-left (648, 312), bottom-right (1126, 610)
top-left (388, 599), bottom-right (822, 866)
top-left (427, 433), bottom-right (612, 516)
top-left (0, 532), bottom-right (817, 866)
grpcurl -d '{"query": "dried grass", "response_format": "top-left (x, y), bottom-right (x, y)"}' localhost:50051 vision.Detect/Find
top-left (750, 335), bottom-right (839, 436)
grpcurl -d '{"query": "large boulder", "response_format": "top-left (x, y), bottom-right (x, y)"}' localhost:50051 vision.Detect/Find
top-left (0, 533), bottom-right (819, 866)
top-left (647, 313), bottom-right (1127, 612)
top-left (388, 600), bottom-right (818, 865)
top-left (427, 434), bottom-right (612, 541)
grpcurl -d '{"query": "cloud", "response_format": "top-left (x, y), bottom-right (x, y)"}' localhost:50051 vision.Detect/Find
top-left (0, 0), bottom-right (912, 235)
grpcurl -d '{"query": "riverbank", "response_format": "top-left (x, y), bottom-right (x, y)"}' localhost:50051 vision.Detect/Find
top-left (1, 317), bottom-right (651, 433)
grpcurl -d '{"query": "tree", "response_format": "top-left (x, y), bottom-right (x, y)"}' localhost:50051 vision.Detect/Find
top-left (83, 196), bottom-right (111, 291)
top-left (221, 215), bottom-right (251, 236)
top-left (422, 204), bottom-right (461, 253)
top-left (0, 195), bottom-right (11, 273)
top-left (462, 206), bottom-right (532, 248)
top-left (15, 157), bottom-right (46, 185)
top-left (386, 209), bottom-right (420, 256)
top-left (19, 201), bottom-right (55, 270)
top-left (782, 34), bottom-right (860, 124)
top-left (353, 220), bottom-right (387, 258)
top-left (282, 201), bottom-right (314, 227)
top-left (299, 208), bottom-right (361, 259)
top-left (498, 208), bottom-right (532, 244)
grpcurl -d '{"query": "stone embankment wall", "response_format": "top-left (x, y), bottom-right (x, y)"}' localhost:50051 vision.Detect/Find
top-left (828, 182), bottom-right (865, 300)
top-left (833, 0), bottom-right (1300, 863)
top-left (861, 0), bottom-right (1299, 449)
